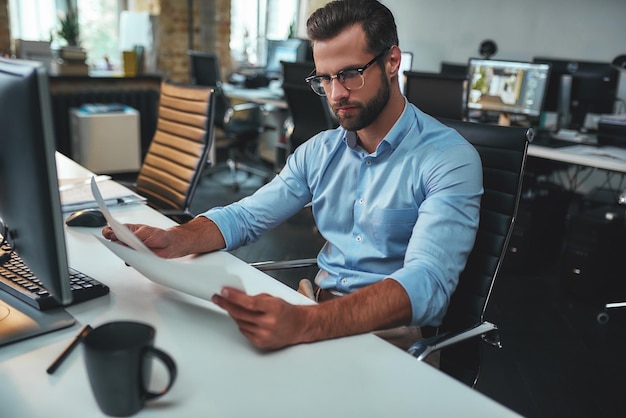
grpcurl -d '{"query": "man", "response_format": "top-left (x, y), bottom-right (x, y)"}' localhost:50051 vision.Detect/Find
top-left (103, 0), bottom-right (482, 351)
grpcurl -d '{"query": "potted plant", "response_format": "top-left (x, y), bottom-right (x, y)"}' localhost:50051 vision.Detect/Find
top-left (58, 8), bottom-right (80, 47)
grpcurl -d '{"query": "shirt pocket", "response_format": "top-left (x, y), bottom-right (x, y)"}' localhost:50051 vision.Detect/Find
top-left (367, 207), bottom-right (418, 256)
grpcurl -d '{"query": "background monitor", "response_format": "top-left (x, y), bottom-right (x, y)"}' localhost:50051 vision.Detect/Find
top-left (398, 51), bottom-right (413, 95)
top-left (404, 71), bottom-right (466, 120)
top-left (466, 58), bottom-right (550, 119)
top-left (0, 58), bottom-right (72, 305)
top-left (532, 57), bottom-right (619, 130)
top-left (265, 38), bottom-right (311, 76)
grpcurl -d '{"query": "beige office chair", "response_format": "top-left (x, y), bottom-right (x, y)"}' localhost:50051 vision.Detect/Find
top-left (134, 81), bottom-right (215, 224)
top-left (252, 119), bottom-right (531, 388)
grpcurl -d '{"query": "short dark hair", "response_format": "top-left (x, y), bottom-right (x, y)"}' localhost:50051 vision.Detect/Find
top-left (306, 0), bottom-right (399, 55)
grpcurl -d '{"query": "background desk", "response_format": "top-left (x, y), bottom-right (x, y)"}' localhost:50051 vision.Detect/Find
top-left (528, 143), bottom-right (626, 173)
top-left (0, 154), bottom-right (519, 417)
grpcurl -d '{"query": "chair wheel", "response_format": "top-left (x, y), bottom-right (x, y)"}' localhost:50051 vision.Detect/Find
top-left (596, 311), bottom-right (610, 325)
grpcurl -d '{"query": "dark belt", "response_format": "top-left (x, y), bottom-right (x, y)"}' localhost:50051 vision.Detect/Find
top-left (315, 287), bottom-right (343, 302)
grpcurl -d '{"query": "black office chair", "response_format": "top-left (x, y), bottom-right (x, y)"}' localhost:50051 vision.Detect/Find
top-left (407, 119), bottom-right (531, 387)
top-left (252, 118), bottom-right (531, 388)
top-left (134, 81), bottom-right (215, 224)
top-left (188, 50), bottom-right (273, 191)
top-left (404, 71), bottom-right (467, 120)
top-left (280, 61), bottom-right (338, 154)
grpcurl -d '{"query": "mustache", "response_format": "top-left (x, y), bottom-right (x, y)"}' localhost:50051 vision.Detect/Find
top-left (332, 100), bottom-right (360, 112)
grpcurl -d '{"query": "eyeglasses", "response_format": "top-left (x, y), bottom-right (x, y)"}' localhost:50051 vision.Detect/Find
top-left (305, 47), bottom-right (391, 96)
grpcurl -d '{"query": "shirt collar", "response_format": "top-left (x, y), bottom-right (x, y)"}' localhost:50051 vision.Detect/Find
top-left (342, 98), bottom-right (413, 153)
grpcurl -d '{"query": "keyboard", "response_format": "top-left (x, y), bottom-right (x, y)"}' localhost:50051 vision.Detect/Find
top-left (0, 245), bottom-right (109, 310)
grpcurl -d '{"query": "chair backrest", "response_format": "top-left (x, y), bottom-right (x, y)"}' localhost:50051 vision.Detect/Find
top-left (435, 118), bottom-right (531, 386)
top-left (281, 61), bottom-right (338, 150)
top-left (440, 61), bottom-right (469, 77)
top-left (404, 71), bottom-right (466, 120)
top-left (282, 81), bottom-right (338, 150)
top-left (280, 60), bottom-right (315, 84)
top-left (188, 50), bottom-right (221, 87)
top-left (136, 81), bottom-right (215, 217)
top-left (187, 51), bottom-right (228, 129)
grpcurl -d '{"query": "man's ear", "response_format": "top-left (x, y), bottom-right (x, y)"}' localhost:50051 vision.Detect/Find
top-left (387, 45), bottom-right (402, 78)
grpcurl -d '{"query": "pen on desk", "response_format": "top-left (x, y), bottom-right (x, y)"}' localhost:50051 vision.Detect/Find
top-left (46, 324), bottom-right (93, 375)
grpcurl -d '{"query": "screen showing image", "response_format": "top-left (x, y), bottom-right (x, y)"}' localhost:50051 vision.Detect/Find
top-left (467, 58), bottom-right (550, 117)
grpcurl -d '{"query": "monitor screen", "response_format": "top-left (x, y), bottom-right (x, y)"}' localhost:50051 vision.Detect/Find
top-left (466, 58), bottom-right (550, 118)
top-left (265, 38), bottom-right (310, 75)
top-left (398, 52), bottom-right (413, 95)
top-left (0, 58), bottom-right (73, 305)
top-left (532, 57), bottom-right (619, 129)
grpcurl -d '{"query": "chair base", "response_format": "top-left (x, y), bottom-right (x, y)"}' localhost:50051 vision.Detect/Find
top-left (206, 158), bottom-right (274, 192)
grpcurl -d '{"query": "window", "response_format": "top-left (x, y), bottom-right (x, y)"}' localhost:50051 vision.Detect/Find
top-left (77, 0), bottom-right (121, 70)
top-left (8, 0), bottom-right (122, 70)
top-left (230, 0), bottom-right (299, 67)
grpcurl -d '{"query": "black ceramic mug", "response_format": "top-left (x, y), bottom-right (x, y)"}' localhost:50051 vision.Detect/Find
top-left (83, 321), bottom-right (177, 417)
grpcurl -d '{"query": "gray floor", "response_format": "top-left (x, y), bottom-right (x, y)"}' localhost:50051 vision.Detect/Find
top-left (186, 162), bottom-right (626, 418)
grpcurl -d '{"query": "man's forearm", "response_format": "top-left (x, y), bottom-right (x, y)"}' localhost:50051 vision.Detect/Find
top-left (168, 216), bottom-right (226, 256)
top-left (299, 278), bottom-right (413, 343)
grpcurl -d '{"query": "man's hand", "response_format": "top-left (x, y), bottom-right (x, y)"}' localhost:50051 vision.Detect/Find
top-left (211, 279), bottom-right (413, 351)
top-left (101, 216), bottom-right (226, 259)
top-left (212, 287), bottom-right (311, 350)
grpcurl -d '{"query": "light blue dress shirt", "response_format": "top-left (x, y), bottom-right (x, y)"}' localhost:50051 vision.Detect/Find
top-left (202, 100), bottom-right (483, 326)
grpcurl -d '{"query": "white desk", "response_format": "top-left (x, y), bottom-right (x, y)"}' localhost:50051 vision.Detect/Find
top-left (528, 143), bottom-right (626, 173)
top-left (222, 83), bottom-right (287, 110)
top-left (0, 154), bottom-right (519, 418)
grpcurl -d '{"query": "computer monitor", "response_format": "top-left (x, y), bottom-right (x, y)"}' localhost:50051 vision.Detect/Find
top-left (398, 52), bottom-right (413, 95)
top-left (0, 58), bottom-right (73, 306)
top-left (532, 57), bottom-right (619, 130)
top-left (466, 58), bottom-right (550, 122)
top-left (404, 71), bottom-right (466, 120)
top-left (265, 38), bottom-right (311, 77)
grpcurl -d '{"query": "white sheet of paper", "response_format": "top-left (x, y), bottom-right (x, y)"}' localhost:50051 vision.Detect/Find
top-left (97, 237), bottom-right (245, 312)
top-left (90, 177), bottom-right (152, 254)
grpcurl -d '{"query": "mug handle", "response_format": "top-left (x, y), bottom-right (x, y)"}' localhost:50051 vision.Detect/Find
top-left (143, 347), bottom-right (177, 400)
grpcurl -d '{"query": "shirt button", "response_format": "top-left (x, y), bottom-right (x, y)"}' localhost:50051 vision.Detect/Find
top-left (358, 198), bottom-right (364, 204)
top-left (341, 278), bottom-right (348, 285)
top-left (365, 160), bottom-right (372, 166)
top-left (356, 235), bottom-right (362, 242)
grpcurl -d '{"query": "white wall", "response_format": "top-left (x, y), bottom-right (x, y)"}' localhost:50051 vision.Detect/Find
top-left (388, 0), bottom-right (626, 102)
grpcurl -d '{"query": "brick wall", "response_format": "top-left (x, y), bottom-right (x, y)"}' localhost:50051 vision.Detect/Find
top-left (157, 0), bottom-right (231, 83)
top-left (0, 0), bottom-right (10, 55)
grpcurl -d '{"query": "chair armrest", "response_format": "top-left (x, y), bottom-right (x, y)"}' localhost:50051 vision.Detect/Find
top-left (224, 102), bottom-right (265, 124)
top-left (407, 321), bottom-right (501, 361)
top-left (249, 258), bottom-right (317, 271)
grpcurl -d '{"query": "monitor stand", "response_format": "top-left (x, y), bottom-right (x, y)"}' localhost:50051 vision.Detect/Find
top-left (0, 291), bottom-right (75, 347)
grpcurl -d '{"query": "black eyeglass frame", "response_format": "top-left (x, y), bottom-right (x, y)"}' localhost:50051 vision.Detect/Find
top-left (305, 46), bottom-right (392, 96)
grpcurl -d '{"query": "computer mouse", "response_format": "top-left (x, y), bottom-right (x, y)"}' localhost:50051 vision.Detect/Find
top-left (65, 209), bottom-right (108, 227)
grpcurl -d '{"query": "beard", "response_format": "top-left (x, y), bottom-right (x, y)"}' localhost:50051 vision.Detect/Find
top-left (332, 72), bottom-right (391, 131)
